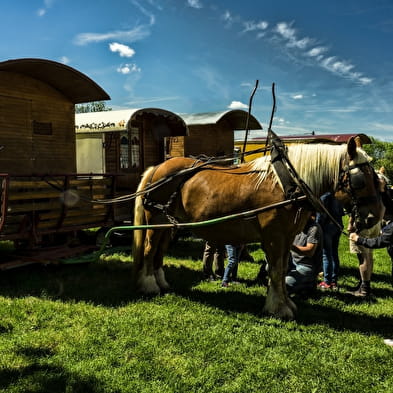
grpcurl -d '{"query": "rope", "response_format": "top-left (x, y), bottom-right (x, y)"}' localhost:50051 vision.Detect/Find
top-left (94, 195), bottom-right (308, 258)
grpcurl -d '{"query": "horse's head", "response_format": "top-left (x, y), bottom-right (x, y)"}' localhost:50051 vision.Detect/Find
top-left (334, 137), bottom-right (385, 231)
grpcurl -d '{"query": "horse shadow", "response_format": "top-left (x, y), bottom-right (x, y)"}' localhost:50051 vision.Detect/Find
top-left (1, 253), bottom-right (393, 338)
top-left (163, 262), bottom-right (393, 337)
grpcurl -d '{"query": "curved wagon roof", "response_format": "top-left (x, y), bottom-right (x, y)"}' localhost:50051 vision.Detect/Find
top-left (76, 108), bottom-right (189, 136)
top-left (0, 58), bottom-right (110, 103)
top-left (180, 110), bottom-right (262, 130)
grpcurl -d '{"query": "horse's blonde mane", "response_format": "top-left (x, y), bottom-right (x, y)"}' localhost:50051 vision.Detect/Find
top-left (250, 143), bottom-right (372, 195)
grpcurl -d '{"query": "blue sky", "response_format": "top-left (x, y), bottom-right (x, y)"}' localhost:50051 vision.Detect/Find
top-left (2, 0), bottom-right (393, 141)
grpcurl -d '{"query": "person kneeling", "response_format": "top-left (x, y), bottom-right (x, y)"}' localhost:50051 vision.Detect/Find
top-left (286, 213), bottom-right (323, 296)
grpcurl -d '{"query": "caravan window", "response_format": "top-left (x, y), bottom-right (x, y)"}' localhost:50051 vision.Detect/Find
top-left (120, 127), bottom-right (141, 170)
top-left (120, 136), bottom-right (129, 169)
top-left (130, 127), bottom-right (140, 168)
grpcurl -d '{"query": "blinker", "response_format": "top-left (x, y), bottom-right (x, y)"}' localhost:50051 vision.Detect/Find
top-left (349, 167), bottom-right (366, 190)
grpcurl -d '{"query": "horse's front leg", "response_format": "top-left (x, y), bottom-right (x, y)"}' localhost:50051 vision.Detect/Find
top-left (263, 245), bottom-right (297, 320)
top-left (136, 229), bottom-right (162, 295)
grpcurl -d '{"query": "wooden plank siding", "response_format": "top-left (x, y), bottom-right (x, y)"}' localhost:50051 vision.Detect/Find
top-left (0, 175), bottom-right (115, 240)
top-left (169, 121), bottom-right (234, 159)
top-left (0, 71), bottom-right (76, 175)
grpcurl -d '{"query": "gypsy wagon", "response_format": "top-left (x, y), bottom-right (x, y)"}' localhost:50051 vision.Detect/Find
top-left (0, 58), bottom-right (115, 253)
top-left (168, 110), bottom-right (262, 160)
top-left (75, 108), bottom-right (188, 221)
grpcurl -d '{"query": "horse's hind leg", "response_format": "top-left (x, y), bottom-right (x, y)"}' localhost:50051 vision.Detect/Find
top-left (153, 229), bottom-right (172, 291)
top-left (136, 229), bottom-right (163, 295)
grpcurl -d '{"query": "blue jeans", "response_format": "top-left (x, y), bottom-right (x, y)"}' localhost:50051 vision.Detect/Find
top-left (286, 263), bottom-right (316, 294)
top-left (322, 223), bottom-right (341, 284)
top-left (222, 245), bottom-right (243, 283)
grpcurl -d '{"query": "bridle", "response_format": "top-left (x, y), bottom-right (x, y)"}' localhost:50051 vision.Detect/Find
top-left (335, 155), bottom-right (380, 225)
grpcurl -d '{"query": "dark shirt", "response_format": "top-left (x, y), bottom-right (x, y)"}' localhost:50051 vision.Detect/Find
top-left (291, 221), bottom-right (323, 269)
top-left (316, 192), bottom-right (344, 229)
top-left (356, 221), bottom-right (393, 249)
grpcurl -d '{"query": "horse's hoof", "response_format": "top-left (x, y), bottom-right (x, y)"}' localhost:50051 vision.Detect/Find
top-left (137, 274), bottom-right (161, 295)
top-left (262, 303), bottom-right (296, 321)
top-left (154, 268), bottom-right (171, 290)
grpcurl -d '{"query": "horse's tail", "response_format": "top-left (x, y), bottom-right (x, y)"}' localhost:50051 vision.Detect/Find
top-left (132, 165), bottom-right (156, 272)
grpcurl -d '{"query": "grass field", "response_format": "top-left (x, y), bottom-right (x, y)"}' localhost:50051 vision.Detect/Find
top-left (0, 230), bottom-right (393, 393)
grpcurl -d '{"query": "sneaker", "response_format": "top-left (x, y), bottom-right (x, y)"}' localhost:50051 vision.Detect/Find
top-left (330, 282), bottom-right (339, 291)
top-left (318, 281), bottom-right (331, 290)
top-left (221, 281), bottom-right (229, 288)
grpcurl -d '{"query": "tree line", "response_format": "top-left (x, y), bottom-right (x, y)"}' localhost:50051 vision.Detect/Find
top-left (363, 137), bottom-right (393, 184)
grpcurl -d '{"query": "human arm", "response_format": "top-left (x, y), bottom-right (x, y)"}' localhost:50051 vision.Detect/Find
top-left (350, 225), bottom-right (393, 249)
top-left (291, 224), bottom-right (320, 257)
top-left (291, 241), bottom-right (318, 257)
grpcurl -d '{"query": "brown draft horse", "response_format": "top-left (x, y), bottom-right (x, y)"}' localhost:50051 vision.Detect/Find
top-left (132, 137), bottom-right (384, 320)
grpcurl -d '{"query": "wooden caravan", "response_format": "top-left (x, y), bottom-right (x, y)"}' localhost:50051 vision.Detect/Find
top-left (168, 110), bottom-right (262, 159)
top-left (235, 132), bottom-right (372, 162)
top-left (0, 58), bottom-right (115, 245)
top-left (75, 109), bottom-right (188, 221)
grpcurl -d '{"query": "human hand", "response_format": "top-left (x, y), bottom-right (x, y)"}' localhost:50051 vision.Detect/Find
top-left (349, 233), bottom-right (359, 242)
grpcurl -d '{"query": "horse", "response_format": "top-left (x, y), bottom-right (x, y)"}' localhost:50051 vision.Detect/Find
top-left (132, 137), bottom-right (384, 320)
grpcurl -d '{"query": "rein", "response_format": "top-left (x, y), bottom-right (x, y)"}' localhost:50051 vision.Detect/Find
top-left (82, 146), bottom-right (272, 205)
top-left (267, 130), bottom-right (350, 236)
top-left (336, 158), bottom-right (380, 232)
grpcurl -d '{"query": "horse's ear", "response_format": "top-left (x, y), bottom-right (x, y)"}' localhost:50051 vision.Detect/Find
top-left (347, 137), bottom-right (357, 160)
top-left (354, 136), bottom-right (363, 147)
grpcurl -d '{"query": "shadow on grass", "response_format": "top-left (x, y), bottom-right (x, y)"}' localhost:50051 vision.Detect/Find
top-left (0, 347), bottom-right (100, 393)
top-left (339, 265), bottom-right (393, 287)
top-left (1, 242), bottom-right (393, 338)
top-left (295, 295), bottom-right (393, 337)
top-left (0, 261), bottom-right (140, 307)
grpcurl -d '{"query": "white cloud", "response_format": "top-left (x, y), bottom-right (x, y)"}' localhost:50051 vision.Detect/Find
top-left (222, 10), bottom-right (233, 24)
top-left (275, 22), bottom-right (295, 39)
top-left (59, 56), bottom-right (70, 64)
top-left (288, 37), bottom-right (311, 49)
top-left (292, 94), bottom-right (303, 100)
top-left (269, 21), bottom-right (372, 85)
top-left (358, 76), bottom-right (373, 85)
top-left (371, 122), bottom-right (393, 132)
top-left (319, 56), bottom-right (372, 85)
top-left (228, 101), bottom-right (248, 109)
top-left (74, 25), bottom-right (150, 45)
top-left (243, 20), bottom-right (269, 33)
top-left (307, 46), bottom-right (327, 57)
top-left (109, 42), bottom-right (135, 58)
top-left (274, 22), bottom-right (312, 49)
top-left (131, 0), bottom-right (156, 25)
top-left (117, 63), bottom-right (141, 74)
top-left (37, 0), bottom-right (55, 16)
top-left (187, 0), bottom-right (202, 9)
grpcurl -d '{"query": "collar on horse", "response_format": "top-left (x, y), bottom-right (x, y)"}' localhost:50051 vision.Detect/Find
top-left (267, 130), bottom-right (347, 234)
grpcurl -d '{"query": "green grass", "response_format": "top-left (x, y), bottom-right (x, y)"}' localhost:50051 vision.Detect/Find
top-left (0, 233), bottom-right (393, 393)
